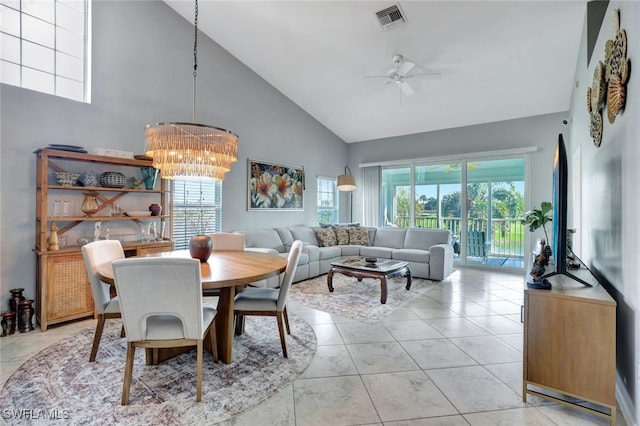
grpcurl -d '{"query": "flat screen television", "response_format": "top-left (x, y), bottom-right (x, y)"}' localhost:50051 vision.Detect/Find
top-left (540, 133), bottom-right (591, 287)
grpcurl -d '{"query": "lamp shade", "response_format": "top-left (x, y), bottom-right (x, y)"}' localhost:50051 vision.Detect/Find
top-left (337, 173), bottom-right (356, 191)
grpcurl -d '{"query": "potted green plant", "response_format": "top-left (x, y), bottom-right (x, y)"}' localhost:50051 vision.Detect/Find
top-left (523, 201), bottom-right (553, 246)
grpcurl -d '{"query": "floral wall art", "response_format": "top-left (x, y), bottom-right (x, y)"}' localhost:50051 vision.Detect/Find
top-left (248, 159), bottom-right (304, 210)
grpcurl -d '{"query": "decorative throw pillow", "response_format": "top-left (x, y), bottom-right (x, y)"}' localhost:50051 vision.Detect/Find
top-left (348, 227), bottom-right (370, 246)
top-left (332, 226), bottom-right (350, 245)
top-left (315, 227), bottom-right (337, 247)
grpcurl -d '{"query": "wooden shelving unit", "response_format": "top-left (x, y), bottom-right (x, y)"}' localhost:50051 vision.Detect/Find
top-left (522, 268), bottom-right (616, 424)
top-left (34, 149), bottom-right (174, 330)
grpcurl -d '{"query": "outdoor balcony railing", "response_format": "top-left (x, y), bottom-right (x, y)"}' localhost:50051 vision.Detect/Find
top-left (393, 216), bottom-right (525, 257)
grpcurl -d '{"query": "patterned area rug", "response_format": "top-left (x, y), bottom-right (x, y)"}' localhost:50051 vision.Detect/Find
top-left (0, 315), bottom-right (316, 425)
top-left (289, 273), bottom-right (437, 324)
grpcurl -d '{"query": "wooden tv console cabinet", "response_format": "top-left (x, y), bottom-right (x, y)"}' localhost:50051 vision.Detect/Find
top-left (523, 268), bottom-right (616, 425)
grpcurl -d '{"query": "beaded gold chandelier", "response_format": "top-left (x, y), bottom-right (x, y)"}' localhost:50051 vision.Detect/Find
top-left (145, 0), bottom-right (237, 181)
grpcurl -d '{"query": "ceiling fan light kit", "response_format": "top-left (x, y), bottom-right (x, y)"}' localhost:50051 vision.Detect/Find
top-left (366, 53), bottom-right (441, 97)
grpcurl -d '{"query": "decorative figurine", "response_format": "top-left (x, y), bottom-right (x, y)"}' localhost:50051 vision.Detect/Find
top-left (94, 221), bottom-right (101, 241)
top-left (529, 242), bottom-right (550, 281)
top-left (129, 176), bottom-right (144, 189)
top-left (48, 222), bottom-right (59, 251)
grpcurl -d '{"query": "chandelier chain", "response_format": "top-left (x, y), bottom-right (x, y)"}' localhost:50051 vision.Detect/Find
top-left (192, 0), bottom-right (199, 121)
top-left (193, 0), bottom-right (198, 77)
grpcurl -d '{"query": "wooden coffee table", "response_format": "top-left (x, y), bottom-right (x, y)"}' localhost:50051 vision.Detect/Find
top-left (327, 257), bottom-right (412, 304)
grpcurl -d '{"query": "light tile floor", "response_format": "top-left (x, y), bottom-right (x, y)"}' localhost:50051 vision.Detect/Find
top-left (0, 268), bottom-right (627, 425)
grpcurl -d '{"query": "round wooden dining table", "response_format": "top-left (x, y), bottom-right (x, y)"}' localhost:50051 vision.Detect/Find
top-left (96, 249), bottom-right (288, 364)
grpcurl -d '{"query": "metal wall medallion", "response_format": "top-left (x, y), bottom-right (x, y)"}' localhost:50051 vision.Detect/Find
top-left (587, 8), bottom-right (631, 147)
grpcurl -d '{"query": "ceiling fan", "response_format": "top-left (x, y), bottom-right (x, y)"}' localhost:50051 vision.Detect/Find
top-left (366, 54), bottom-right (440, 96)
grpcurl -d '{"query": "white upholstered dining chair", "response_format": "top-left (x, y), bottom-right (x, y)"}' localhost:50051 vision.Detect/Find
top-left (111, 257), bottom-right (218, 405)
top-left (233, 240), bottom-right (302, 358)
top-left (208, 232), bottom-right (245, 251)
top-left (81, 239), bottom-right (125, 362)
top-left (203, 232), bottom-right (246, 297)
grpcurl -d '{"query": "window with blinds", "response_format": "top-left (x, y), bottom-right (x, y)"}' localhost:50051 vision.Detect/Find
top-left (0, 0), bottom-right (91, 103)
top-left (172, 180), bottom-right (222, 250)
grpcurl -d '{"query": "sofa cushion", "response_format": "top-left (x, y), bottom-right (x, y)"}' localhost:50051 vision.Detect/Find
top-left (315, 227), bottom-right (337, 247)
top-left (237, 229), bottom-right (285, 252)
top-left (392, 248), bottom-right (430, 263)
top-left (332, 226), bottom-right (350, 245)
top-left (281, 251), bottom-right (310, 265)
top-left (340, 245), bottom-right (362, 256)
top-left (372, 228), bottom-right (407, 249)
top-left (318, 246), bottom-right (342, 260)
top-left (289, 226), bottom-right (320, 246)
top-left (348, 227), bottom-right (370, 246)
top-left (404, 228), bottom-right (450, 250)
top-left (360, 246), bottom-right (393, 258)
top-left (274, 227), bottom-right (294, 251)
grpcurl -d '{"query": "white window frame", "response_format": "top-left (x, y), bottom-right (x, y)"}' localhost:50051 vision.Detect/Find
top-left (0, 0), bottom-right (92, 103)
top-left (172, 180), bottom-right (222, 250)
top-left (317, 176), bottom-right (338, 224)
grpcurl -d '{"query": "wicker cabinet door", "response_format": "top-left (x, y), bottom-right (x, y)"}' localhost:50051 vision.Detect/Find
top-left (44, 253), bottom-right (94, 322)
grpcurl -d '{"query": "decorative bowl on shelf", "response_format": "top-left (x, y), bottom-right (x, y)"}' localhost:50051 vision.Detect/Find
top-left (99, 171), bottom-right (126, 188)
top-left (55, 172), bottom-right (80, 186)
top-left (78, 171), bottom-right (98, 187)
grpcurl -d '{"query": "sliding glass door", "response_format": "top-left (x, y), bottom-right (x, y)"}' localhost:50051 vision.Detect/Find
top-left (466, 158), bottom-right (525, 267)
top-left (381, 166), bottom-right (411, 227)
top-left (381, 157), bottom-right (525, 269)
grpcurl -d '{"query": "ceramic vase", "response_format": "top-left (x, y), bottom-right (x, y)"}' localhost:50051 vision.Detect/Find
top-left (189, 235), bottom-right (212, 262)
top-left (81, 192), bottom-right (99, 216)
top-left (9, 288), bottom-right (25, 314)
top-left (1, 312), bottom-right (15, 336)
top-left (149, 203), bottom-right (162, 216)
top-left (79, 171), bottom-right (98, 187)
top-left (18, 299), bottom-right (34, 333)
top-left (8, 289), bottom-right (24, 334)
top-left (140, 167), bottom-right (159, 190)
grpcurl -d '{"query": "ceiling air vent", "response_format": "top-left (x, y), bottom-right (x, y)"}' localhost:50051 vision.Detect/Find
top-left (375, 4), bottom-right (406, 31)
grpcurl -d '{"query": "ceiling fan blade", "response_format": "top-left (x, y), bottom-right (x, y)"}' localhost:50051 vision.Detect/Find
top-left (396, 60), bottom-right (415, 77)
top-left (411, 70), bottom-right (443, 78)
top-left (397, 80), bottom-right (414, 96)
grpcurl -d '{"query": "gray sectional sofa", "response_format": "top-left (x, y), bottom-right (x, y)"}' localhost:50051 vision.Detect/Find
top-left (235, 225), bottom-right (453, 286)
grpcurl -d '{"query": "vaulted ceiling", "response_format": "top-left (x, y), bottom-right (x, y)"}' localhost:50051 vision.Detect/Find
top-left (164, 1), bottom-right (587, 143)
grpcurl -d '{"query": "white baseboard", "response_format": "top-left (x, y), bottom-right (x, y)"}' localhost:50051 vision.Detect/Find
top-left (617, 373), bottom-right (637, 426)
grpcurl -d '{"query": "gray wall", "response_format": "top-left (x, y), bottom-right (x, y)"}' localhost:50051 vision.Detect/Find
top-left (566, 2), bottom-right (639, 422)
top-left (3, 3), bottom-right (636, 420)
top-left (0, 1), bottom-right (346, 308)
top-left (346, 111), bottom-right (569, 236)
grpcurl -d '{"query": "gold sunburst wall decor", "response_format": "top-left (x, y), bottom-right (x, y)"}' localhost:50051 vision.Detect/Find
top-left (587, 8), bottom-right (631, 147)
top-left (587, 61), bottom-right (605, 147)
top-left (604, 8), bottom-right (630, 124)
